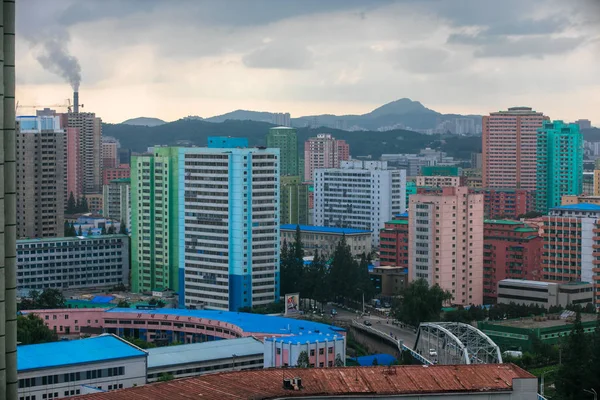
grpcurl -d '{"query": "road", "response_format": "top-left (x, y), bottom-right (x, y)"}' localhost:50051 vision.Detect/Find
top-left (323, 304), bottom-right (417, 348)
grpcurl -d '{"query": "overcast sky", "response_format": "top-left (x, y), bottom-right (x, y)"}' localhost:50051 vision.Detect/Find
top-left (16, 0), bottom-right (600, 124)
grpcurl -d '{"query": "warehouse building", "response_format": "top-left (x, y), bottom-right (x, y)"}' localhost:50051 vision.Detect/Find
top-left (146, 337), bottom-right (264, 382)
top-left (17, 334), bottom-right (147, 400)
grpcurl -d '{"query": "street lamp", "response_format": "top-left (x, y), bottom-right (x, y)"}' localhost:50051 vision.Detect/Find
top-left (356, 288), bottom-right (364, 316)
top-left (584, 388), bottom-right (597, 400)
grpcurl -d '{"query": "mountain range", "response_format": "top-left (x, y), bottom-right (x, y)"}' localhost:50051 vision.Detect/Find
top-left (120, 98), bottom-right (482, 132)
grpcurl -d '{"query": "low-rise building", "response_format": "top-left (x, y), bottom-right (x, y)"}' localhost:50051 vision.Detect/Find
top-left (369, 265), bottom-right (408, 297)
top-left (483, 220), bottom-right (542, 301)
top-left (561, 194), bottom-right (600, 205)
top-left (415, 175), bottom-right (464, 188)
top-left (86, 193), bottom-right (103, 214)
top-left (280, 225), bottom-right (371, 257)
top-left (497, 279), bottom-right (594, 308)
top-left (379, 214), bottom-right (409, 266)
top-left (17, 334), bottom-right (147, 400)
top-left (102, 165), bottom-right (130, 186)
top-left (17, 235), bottom-right (129, 292)
top-left (478, 312), bottom-right (598, 351)
top-left (264, 333), bottom-right (346, 368)
top-left (147, 337), bottom-right (264, 382)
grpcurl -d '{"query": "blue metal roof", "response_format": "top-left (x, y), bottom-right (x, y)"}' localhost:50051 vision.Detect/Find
top-left (147, 337), bottom-right (263, 369)
top-left (553, 203), bottom-right (600, 211)
top-left (264, 332), bottom-right (345, 345)
top-left (17, 334), bottom-right (147, 372)
top-left (106, 308), bottom-right (345, 335)
top-left (280, 224), bottom-right (370, 234)
top-left (355, 353), bottom-right (396, 366)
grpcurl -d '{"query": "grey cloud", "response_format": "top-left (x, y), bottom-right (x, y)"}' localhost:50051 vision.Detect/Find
top-left (474, 37), bottom-right (585, 58)
top-left (242, 42), bottom-right (314, 70)
top-left (485, 18), bottom-right (567, 36)
top-left (394, 47), bottom-right (463, 74)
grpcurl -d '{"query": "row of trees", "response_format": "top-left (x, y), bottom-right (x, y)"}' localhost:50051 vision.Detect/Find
top-left (64, 220), bottom-right (128, 237)
top-left (280, 226), bottom-right (375, 305)
top-left (66, 192), bottom-right (90, 214)
top-left (17, 314), bottom-right (57, 345)
top-left (18, 288), bottom-right (66, 311)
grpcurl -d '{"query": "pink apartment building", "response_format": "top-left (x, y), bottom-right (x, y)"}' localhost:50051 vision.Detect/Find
top-left (408, 186), bottom-right (484, 305)
top-left (304, 134), bottom-right (350, 182)
top-left (102, 137), bottom-right (120, 169)
top-left (65, 126), bottom-right (83, 200)
top-left (482, 107), bottom-right (548, 189)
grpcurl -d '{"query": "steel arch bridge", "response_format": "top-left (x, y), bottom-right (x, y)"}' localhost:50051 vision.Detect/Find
top-left (414, 322), bottom-right (503, 365)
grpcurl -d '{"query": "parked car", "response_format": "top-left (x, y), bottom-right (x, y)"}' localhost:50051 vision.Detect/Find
top-left (330, 309), bottom-right (337, 316)
top-left (364, 320), bottom-right (372, 326)
top-left (429, 349), bottom-right (438, 357)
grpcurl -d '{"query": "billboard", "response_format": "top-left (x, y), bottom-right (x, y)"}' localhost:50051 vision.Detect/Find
top-left (285, 293), bottom-right (300, 316)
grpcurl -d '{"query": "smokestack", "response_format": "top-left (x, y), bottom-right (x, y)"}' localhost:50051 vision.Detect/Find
top-left (73, 91), bottom-right (79, 113)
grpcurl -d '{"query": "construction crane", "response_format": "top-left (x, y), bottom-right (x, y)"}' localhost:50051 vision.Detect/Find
top-left (15, 99), bottom-right (84, 114)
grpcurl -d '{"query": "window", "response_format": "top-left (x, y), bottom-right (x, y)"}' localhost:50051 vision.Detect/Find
top-left (310, 349), bottom-right (315, 356)
top-left (319, 348), bottom-right (324, 355)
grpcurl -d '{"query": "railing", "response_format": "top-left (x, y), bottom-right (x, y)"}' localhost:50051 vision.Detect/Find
top-left (538, 395), bottom-right (548, 400)
top-left (351, 320), bottom-right (433, 365)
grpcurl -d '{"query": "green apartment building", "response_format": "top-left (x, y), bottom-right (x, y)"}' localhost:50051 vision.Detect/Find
top-left (280, 176), bottom-right (308, 225)
top-left (536, 120), bottom-right (583, 213)
top-left (266, 127), bottom-right (298, 176)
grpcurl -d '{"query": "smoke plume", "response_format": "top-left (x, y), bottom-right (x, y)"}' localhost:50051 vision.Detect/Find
top-left (35, 36), bottom-right (81, 91)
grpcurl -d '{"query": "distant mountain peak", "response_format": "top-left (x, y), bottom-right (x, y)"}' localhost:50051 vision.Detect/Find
top-left (121, 117), bottom-right (166, 127)
top-left (365, 98), bottom-right (435, 118)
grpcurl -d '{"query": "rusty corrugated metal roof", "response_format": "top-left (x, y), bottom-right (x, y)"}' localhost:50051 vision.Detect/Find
top-left (66, 364), bottom-right (534, 400)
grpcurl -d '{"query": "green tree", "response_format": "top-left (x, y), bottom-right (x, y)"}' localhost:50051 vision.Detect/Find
top-left (37, 288), bottom-right (66, 309)
top-left (280, 228), bottom-right (305, 296)
top-left (296, 351), bottom-right (310, 368)
top-left (393, 279), bottom-right (452, 327)
top-left (81, 196), bottom-right (89, 213)
top-left (328, 235), bottom-right (355, 300)
top-left (157, 373), bottom-right (174, 382)
top-left (86, 227), bottom-right (92, 236)
top-left (335, 353), bottom-right (344, 367)
top-left (555, 312), bottom-right (591, 399)
top-left (117, 300), bottom-right (130, 308)
top-left (107, 225), bottom-right (116, 234)
top-left (588, 316), bottom-right (600, 395)
top-left (66, 192), bottom-right (77, 214)
top-left (149, 298), bottom-right (158, 306)
top-left (124, 336), bottom-right (156, 349)
top-left (119, 220), bottom-right (128, 235)
top-left (77, 225), bottom-right (82, 236)
top-left (17, 314), bottom-right (58, 344)
top-left (372, 358), bottom-right (379, 366)
top-left (101, 226), bottom-right (107, 235)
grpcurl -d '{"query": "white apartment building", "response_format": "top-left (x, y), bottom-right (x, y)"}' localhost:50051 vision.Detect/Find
top-left (313, 161), bottom-right (406, 246)
top-left (16, 235), bottom-right (129, 292)
top-left (103, 178), bottom-right (131, 228)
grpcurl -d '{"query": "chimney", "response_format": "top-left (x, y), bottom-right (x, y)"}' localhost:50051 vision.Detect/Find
top-left (73, 91), bottom-right (79, 113)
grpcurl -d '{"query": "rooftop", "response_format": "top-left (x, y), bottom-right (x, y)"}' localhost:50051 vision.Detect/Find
top-left (552, 203), bottom-right (600, 211)
top-left (280, 224), bottom-right (371, 235)
top-left (67, 364), bottom-right (534, 400)
top-left (106, 308), bottom-right (345, 336)
top-left (147, 337), bottom-right (263, 369)
top-left (18, 334), bottom-right (146, 372)
top-left (17, 234), bottom-right (128, 244)
top-left (385, 219), bottom-right (408, 225)
top-left (485, 313), bottom-right (598, 329)
top-left (484, 220), bottom-right (523, 225)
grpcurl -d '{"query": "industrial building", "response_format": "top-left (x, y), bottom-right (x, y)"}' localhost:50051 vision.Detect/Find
top-left (17, 334), bottom-right (147, 400)
top-left (280, 225), bottom-right (371, 257)
top-left (68, 364), bottom-right (538, 400)
top-left (313, 160), bottom-right (406, 247)
top-left (16, 235), bottom-right (130, 292)
top-left (146, 337), bottom-right (264, 382)
top-left (497, 279), bottom-right (594, 308)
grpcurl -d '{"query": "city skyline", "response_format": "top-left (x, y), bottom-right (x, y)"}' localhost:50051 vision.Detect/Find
top-left (16, 0), bottom-right (600, 124)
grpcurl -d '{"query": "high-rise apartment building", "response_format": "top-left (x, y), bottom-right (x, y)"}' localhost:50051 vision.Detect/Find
top-left (102, 136), bottom-right (120, 169)
top-left (313, 161), bottom-right (406, 246)
top-left (304, 134), bottom-right (350, 182)
top-left (271, 112), bottom-right (291, 127)
top-left (131, 139), bottom-right (280, 311)
top-left (536, 121), bottom-right (583, 213)
top-left (379, 214), bottom-right (409, 267)
top-left (482, 107), bottom-right (548, 189)
top-left (103, 164), bottom-right (130, 185)
top-left (408, 186), bottom-right (484, 305)
top-left (1, 2), bottom-right (17, 397)
top-left (266, 127), bottom-right (298, 176)
top-left (540, 203), bottom-right (600, 306)
top-left (280, 176), bottom-right (308, 225)
top-left (64, 111), bottom-right (102, 194)
top-left (65, 126), bottom-right (82, 200)
top-left (576, 119), bottom-right (592, 130)
top-left (483, 220), bottom-right (542, 301)
top-left (16, 116), bottom-right (65, 238)
top-left (103, 178), bottom-right (131, 228)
